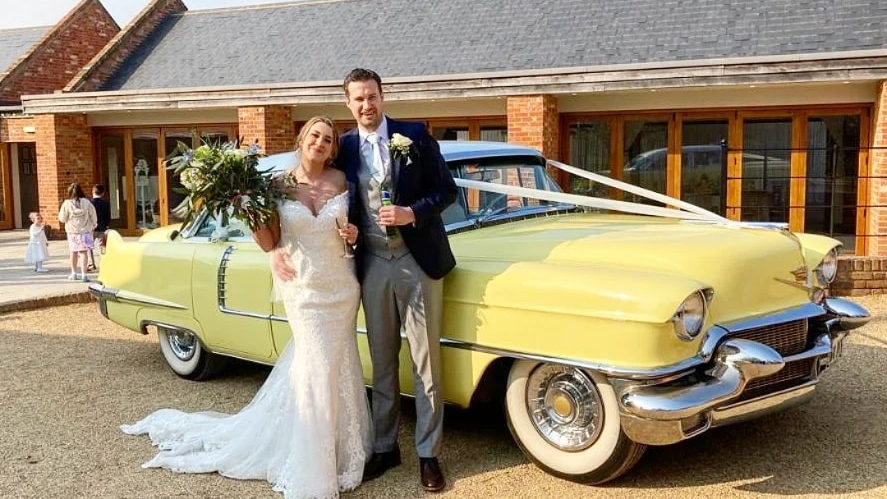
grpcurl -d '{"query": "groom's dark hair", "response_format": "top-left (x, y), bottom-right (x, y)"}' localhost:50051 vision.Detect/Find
top-left (343, 68), bottom-right (383, 97)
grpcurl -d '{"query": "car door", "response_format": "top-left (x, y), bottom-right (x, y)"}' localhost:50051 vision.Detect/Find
top-left (189, 211), bottom-right (274, 361)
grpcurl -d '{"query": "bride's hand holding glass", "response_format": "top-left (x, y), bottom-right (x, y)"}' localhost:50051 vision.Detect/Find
top-left (336, 218), bottom-right (358, 258)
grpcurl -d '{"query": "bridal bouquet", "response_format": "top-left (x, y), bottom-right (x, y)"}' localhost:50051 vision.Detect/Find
top-left (167, 140), bottom-right (281, 250)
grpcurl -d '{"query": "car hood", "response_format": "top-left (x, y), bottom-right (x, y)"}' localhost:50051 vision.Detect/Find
top-left (449, 213), bottom-right (817, 324)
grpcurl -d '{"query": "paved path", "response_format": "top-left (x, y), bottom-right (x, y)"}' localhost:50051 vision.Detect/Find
top-left (0, 230), bottom-right (137, 312)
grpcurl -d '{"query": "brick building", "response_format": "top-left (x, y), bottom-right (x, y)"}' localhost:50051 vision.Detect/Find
top-left (4, 0), bottom-right (887, 287)
top-left (0, 0), bottom-right (119, 230)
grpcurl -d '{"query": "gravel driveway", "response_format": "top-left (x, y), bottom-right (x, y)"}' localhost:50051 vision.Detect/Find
top-left (1, 296), bottom-right (885, 499)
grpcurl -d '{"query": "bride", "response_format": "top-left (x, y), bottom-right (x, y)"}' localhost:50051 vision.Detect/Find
top-left (121, 116), bottom-right (372, 499)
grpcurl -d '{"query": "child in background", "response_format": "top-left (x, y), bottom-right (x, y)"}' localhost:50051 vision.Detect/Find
top-left (25, 212), bottom-right (50, 273)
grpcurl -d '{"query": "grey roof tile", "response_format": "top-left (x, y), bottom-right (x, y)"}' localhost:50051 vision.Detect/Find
top-left (0, 26), bottom-right (49, 76)
top-left (103, 0), bottom-right (887, 91)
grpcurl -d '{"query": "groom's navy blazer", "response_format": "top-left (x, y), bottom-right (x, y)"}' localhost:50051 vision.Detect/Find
top-left (338, 117), bottom-right (457, 280)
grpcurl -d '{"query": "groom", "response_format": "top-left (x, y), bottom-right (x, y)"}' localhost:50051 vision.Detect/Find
top-left (339, 68), bottom-right (456, 492)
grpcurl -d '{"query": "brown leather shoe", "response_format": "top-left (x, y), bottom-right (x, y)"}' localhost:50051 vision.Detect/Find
top-left (420, 457), bottom-right (445, 492)
top-left (362, 447), bottom-right (401, 482)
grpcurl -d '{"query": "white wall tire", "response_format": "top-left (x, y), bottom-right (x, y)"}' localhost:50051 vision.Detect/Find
top-left (505, 360), bottom-right (646, 484)
top-left (157, 326), bottom-right (226, 381)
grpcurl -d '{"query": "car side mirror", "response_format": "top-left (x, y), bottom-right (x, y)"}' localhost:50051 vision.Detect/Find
top-left (168, 229), bottom-right (179, 241)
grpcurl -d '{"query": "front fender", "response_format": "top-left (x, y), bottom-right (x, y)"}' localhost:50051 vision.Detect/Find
top-left (449, 259), bottom-right (708, 324)
top-left (794, 232), bottom-right (840, 269)
top-left (443, 259), bottom-right (709, 370)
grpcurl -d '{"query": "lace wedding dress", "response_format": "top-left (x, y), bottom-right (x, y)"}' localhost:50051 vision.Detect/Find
top-left (121, 192), bottom-right (372, 499)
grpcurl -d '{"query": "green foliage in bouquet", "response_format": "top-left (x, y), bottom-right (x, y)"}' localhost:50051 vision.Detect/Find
top-left (166, 140), bottom-right (279, 230)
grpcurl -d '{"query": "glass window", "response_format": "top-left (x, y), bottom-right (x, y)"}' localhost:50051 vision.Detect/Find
top-left (568, 121), bottom-right (610, 197)
top-left (432, 127), bottom-right (469, 141)
top-left (193, 209), bottom-right (252, 239)
top-left (99, 135), bottom-right (127, 229)
top-left (681, 120), bottom-right (728, 215)
top-left (805, 115), bottom-right (860, 251)
top-left (201, 130), bottom-right (230, 146)
top-left (132, 131), bottom-right (160, 229)
top-left (741, 119), bottom-right (792, 223)
top-left (623, 120), bottom-right (668, 203)
top-left (165, 131), bottom-right (193, 224)
top-left (479, 126), bottom-right (507, 142)
top-left (455, 161), bottom-right (563, 219)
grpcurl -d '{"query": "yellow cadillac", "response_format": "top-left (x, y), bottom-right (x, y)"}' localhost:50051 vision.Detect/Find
top-left (90, 141), bottom-right (869, 484)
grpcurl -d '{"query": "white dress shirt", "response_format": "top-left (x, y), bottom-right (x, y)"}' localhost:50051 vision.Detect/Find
top-left (358, 116), bottom-right (391, 182)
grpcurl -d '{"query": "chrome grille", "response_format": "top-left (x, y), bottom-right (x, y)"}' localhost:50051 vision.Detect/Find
top-left (730, 319), bottom-right (808, 356)
top-left (738, 357), bottom-right (816, 402)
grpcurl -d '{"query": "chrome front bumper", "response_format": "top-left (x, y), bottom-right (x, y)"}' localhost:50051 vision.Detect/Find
top-left (616, 297), bottom-right (869, 445)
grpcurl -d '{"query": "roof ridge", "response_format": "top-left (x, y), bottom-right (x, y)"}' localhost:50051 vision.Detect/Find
top-left (177, 0), bottom-right (378, 16)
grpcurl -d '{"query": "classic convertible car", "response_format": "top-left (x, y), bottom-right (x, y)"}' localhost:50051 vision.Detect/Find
top-left (90, 141), bottom-right (870, 484)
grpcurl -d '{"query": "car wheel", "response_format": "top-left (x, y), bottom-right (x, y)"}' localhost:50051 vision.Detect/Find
top-left (157, 326), bottom-right (227, 381)
top-left (505, 360), bottom-right (646, 484)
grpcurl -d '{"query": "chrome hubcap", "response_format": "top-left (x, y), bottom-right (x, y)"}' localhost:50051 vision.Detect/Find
top-left (165, 328), bottom-right (197, 361)
top-left (526, 364), bottom-right (604, 451)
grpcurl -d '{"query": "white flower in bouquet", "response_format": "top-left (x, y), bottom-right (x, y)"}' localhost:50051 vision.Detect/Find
top-left (166, 139), bottom-right (279, 231)
top-left (180, 167), bottom-right (208, 191)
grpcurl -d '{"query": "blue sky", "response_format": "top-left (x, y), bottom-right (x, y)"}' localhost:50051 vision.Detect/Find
top-left (0, 0), bottom-right (304, 29)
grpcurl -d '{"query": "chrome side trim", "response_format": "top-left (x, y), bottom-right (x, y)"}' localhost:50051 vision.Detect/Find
top-left (139, 319), bottom-right (195, 337)
top-left (88, 283), bottom-right (188, 310)
top-left (217, 246), bottom-right (274, 321)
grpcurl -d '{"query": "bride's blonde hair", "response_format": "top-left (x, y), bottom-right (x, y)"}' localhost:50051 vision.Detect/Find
top-left (296, 116), bottom-right (339, 166)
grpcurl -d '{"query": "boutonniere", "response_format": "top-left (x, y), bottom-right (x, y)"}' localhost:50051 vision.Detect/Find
top-left (388, 133), bottom-right (413, 163)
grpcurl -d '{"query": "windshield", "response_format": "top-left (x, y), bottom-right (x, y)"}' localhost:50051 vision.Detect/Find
top-left (441, 158), bottom-right (568, 226)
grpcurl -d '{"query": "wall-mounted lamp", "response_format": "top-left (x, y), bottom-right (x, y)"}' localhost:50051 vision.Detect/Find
top-left (23, 126), bottom-right (36, 134)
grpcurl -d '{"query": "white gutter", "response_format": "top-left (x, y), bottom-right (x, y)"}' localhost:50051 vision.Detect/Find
top-left (21, 50), bottom-right (887, 114)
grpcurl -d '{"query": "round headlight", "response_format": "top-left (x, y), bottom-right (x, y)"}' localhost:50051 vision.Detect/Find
top-left (672, 291), bottom-right (708, 341)
top-left (816, 248), bottom-right (839, 284)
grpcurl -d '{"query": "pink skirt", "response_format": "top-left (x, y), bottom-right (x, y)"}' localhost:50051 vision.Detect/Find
top-left (67, 232), bottom-right (95, 252)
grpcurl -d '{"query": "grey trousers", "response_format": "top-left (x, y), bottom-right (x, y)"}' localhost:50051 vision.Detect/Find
top-left (361, 251), bottom-right (444, 458)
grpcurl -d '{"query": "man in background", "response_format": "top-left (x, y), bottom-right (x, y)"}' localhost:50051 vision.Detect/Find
top-left (87, 184), bottom-right (110, 271)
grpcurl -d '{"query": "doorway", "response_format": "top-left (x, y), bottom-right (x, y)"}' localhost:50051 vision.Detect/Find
top-left (16, 143), bottom-right (38, 228)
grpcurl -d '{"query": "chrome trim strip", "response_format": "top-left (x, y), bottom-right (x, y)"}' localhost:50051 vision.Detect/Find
top-left (88, 283), bottom-right (188, 310)
top-left (216, 245), bottom-right (275, 321)
top-left (140, 319), bottom-right (276, 367)
top-left (782, 334), bottom-right (831, 363)
top-left (139, 319), bottom-right (194, 336)
top-left (620, 338), bottom-right (785, 421)
top-left (709, 381), bottom-right (817, 427)
top-left (717, 302), bottom-right (825, 333)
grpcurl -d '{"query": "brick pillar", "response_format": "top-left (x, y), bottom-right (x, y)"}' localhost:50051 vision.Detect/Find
top-left (507, 95), bottom-right (561, 186)
top-left (237, 106), bottom-right (295, 155)
top-left (870, 81), bottom-right (887, 256)
top-left (35, 114), bottom-right (94, 235)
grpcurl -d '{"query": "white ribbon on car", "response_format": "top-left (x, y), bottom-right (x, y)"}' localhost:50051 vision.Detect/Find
top-left (450, 159), bottom-right (819, 288)
top-left (452, 160), bottom-right (738, 224)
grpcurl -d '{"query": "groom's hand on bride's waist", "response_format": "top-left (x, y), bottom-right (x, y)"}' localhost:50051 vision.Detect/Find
top-left (379, 205), bottom-right (416, 227)
top-left (271, 247), bottom-right (296, 281)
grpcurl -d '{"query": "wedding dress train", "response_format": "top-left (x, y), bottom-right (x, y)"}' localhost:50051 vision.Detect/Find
top-left (121, 192), bottom-right (371, 499)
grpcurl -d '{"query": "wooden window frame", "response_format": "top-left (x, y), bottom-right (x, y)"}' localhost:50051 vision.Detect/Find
top-left (0, 144), bottom-right (12, 230)
top-left (94, 123), bottom-right (237, 234)
top-left (561, 105), bottom-right (872, 254)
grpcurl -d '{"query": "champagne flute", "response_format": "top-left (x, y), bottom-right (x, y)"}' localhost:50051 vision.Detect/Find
top-left (335, 217), bottom-right (354, 259)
